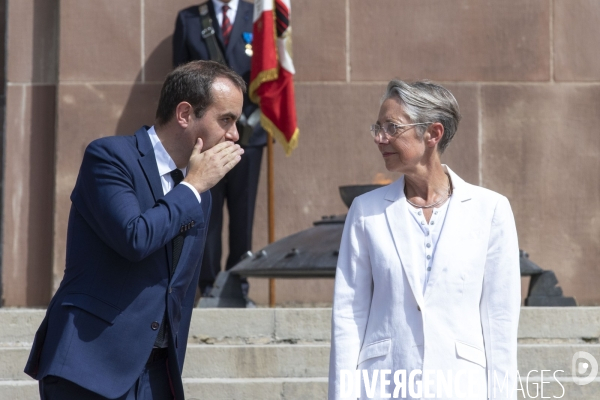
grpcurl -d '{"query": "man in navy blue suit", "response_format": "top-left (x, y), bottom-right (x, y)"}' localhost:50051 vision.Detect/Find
top-left (24, 60), bottom-right (245, 400)
top-left (174, 1), bottom-right (266, 299)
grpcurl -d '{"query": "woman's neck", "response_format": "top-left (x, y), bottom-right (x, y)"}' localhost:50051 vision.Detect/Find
top-left (404, 163), bottom-right (450, 203)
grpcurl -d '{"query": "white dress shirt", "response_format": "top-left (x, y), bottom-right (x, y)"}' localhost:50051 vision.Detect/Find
top-left (212, 0), bottom-right (239, 27)
top-left (406, 200), bottom-right (450, 294)
top-left (147, 126), bottom-right (201, 203)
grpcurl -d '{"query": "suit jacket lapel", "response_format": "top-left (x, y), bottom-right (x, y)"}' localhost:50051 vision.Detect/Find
top-left (135, 127), bottom-right (174, 273)
top-left (424, 166), bottom-right (473, 300)
top-left (384, 176), bottom-right (425, 308)
top-left (135, 127), bottom-right (164, 203)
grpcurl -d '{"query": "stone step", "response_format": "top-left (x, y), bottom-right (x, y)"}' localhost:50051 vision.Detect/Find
top-left (0, 344), bottom-right (330, 381)
top-left (0, 378), bottom-right (328, 400)
top-left (1, 377), bottom-right (599, 400)
top-left (2, 307), bottom-right (599, 346)
top-left (3, 344), bottom-right (600, 381)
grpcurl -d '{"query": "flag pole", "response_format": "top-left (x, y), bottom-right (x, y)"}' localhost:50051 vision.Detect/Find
top-left (267, 137), bottom-right (276, 307)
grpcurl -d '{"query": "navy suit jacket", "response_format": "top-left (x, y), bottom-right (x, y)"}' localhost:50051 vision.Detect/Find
top-left (24, 127), bottom-right (211, 400)
top-left (173, 1), bottom-right (267, 147)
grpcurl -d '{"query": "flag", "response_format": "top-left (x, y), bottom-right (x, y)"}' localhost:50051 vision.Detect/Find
top-left (249, 0), bottom-right (299, 155)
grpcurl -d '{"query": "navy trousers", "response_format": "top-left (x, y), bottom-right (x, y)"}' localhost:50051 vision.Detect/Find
top-left (199, 146), bottom-right (263, 296)
top-left (39, 358), bottom-right (173, 400)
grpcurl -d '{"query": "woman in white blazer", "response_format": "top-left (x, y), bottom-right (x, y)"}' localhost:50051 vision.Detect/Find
top-left (329, 80), bottom-right (520, 400)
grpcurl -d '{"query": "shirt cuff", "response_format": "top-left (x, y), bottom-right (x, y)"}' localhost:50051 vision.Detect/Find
top-left (180, 182), bottom-right (202, 204)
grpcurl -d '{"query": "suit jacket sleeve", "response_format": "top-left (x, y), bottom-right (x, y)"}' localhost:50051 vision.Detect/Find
top-left (173, 11), bottom-right (192, 67)
top-left (71, 139), bottom-right (203, 263)
top-left (328, 199), bottom-right (374, 400)
top-left (479, 196), bottom-right (521, 399)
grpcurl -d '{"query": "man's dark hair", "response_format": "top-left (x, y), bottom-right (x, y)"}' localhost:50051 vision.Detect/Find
top-left (155, 60), bottom-right (247, 126)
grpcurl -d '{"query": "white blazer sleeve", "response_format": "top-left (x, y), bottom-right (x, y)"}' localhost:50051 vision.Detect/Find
top-left (328, 199), bottom-right (373, 400)
top-left (479, 196), bottom-right (521, 399)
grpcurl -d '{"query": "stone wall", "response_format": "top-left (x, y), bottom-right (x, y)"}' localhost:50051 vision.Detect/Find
top-left (1, 0), bottom-right (58, 306)
top-left (2, 0), bottom-right (599, 306)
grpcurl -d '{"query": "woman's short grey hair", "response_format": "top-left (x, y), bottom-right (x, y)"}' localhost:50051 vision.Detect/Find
top-left (382, 80), bottom-right (461, 154)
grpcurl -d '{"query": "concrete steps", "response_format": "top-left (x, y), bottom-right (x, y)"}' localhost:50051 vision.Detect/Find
top-left (0, 308), bottom-right (599, 399)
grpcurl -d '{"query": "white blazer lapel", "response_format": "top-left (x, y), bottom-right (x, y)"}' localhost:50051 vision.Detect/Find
top-left (384, 176), bottom-right (425, 308)
top-left (424, 166), bottom-right (473, 299)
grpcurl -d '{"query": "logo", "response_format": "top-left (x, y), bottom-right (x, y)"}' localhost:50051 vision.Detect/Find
top-left (572, 351), bottom-right (598, 386)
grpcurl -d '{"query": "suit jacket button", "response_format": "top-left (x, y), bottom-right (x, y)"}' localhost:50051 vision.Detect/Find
top-left (417, 306), bottom-right (421, 311)
top-left (168, 287), bottom-right (173, 294)
top-left (151, 321), bottom-right (160, 330)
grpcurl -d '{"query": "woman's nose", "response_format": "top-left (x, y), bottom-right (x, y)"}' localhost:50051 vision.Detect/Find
top-left (373, 132), bottom-right (388, 144)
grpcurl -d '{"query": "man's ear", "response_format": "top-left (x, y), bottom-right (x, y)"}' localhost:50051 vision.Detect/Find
top-left (175, 102), bottom-right (193, 128)
top-left (425, 122), bottom-right (444, 149)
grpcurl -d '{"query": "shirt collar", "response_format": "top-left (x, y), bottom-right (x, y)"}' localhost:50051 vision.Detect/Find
top-left (147, 126), bottom-right (186, 177)
top-left (212, 0), bottom-right (239, 14)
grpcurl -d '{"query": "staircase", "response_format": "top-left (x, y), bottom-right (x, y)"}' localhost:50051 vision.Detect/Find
top-left (0, 308), bottom-right (599, 399)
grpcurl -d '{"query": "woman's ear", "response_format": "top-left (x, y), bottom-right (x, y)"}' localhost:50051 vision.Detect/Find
top-left (425, 122), bottom-right (444, 148)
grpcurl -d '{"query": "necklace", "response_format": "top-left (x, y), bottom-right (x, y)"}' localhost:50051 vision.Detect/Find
top-left (405, 174), bottom-right (453, 209)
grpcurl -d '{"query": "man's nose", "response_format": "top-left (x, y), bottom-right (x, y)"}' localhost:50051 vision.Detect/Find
top-left (228, 123), bottom-right (240, 142)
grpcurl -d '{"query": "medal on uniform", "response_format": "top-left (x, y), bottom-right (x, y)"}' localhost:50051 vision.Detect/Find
top-left (243, 32), bottom-right (253, 57)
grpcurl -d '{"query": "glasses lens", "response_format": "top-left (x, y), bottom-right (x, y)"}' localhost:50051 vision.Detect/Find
top-left (370, 124), bottom-right (380, 138)
top-left (382, 122), bottom-right (396, 137)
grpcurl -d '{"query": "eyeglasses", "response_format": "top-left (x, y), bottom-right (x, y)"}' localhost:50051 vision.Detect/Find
top-left (370, 122), bottom-right (433, 140)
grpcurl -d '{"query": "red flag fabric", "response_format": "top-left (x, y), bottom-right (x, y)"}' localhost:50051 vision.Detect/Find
top-left (249, 0), bottom-right (299, 155)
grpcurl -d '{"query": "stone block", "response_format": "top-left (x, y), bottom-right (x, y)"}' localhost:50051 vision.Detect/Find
top-left (518, 344), bottom-right (600, 377)
top-left (59, 0), bottom-right (141, 82)
top-left (519, 307), bottom-right (600, 340)
top-left (481, 84), bottom-right (600, 305)
top-left (0, 310), bottom-right (45, 345)
top-left (0, 348), bottom-right (30, 380)
top-left (282, 378), bottom-right (329, 400)
top-left (0, 381), bottom-right (37, 400)
top-left (554, 0), bottom-right (600, 81)
top-left (2, 85), bottom-right (56, 307)
top-left (292, 0), bottom-right (346, 82)
top-left (350, 0), bottom-right (550, 82)
top-left (275, 308), bottom-right (331, 342)
top-left (182, 344), bottom-right (330, 379)
top-left (184, 378), bottom-right (283, 400)
top-left (6, 0), bottom-right (58, 83)
top-left (189, 309), bottom-right (275, 343)
top-left (143, 0), bottom-right (200, 82)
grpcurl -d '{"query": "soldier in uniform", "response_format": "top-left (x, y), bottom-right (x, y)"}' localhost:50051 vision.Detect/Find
top-left (174, 0), bottom-right (266, 302)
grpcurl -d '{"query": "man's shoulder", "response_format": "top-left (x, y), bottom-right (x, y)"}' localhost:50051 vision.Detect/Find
top-left (177, 3), bottom-right (205, 18)
top-left (87, 134), bottom-right (136, 149)
top-left (84, 134), bottom-right (139, 162)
